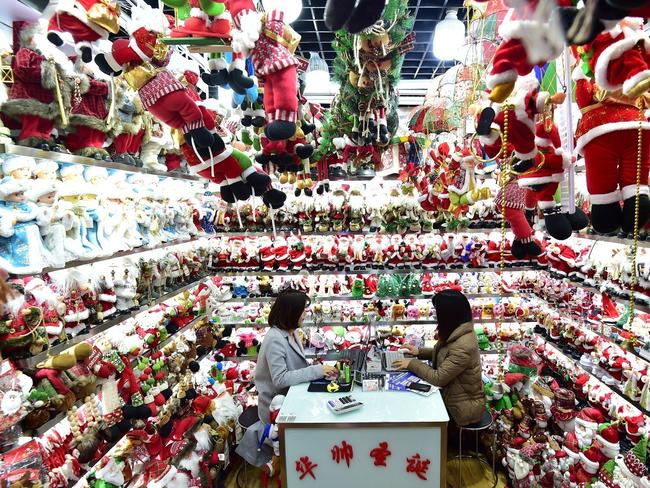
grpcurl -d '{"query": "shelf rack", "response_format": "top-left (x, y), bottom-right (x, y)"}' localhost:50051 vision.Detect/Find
top-left (218, 319), bottom-right (537, 328)
top-left (16, 277), bottom-right (209, 369)
top-left (209, 228), bottom-right (509, 237)
top-left (560, 276), bottom-right (650, 315)
top-left (0, 144), bottom-right (202, 182)
top-left (574, 232), bottom-right (650, 248)
top-left (14, 237), bottom-right (202, 277)
top-left (213, 266), bottom-right (538, 277)
top-left (221, 292), bottom-right (518, 303)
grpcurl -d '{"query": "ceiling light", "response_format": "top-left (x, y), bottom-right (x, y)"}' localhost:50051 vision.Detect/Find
top-left (433, 9), bottom-right (465, 61)
top-left (262, 0), bottom-right (303, 24)
top-left (306, 52), bottom-right (330, 93)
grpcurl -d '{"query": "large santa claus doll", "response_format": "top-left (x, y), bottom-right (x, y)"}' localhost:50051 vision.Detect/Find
top-left (94, 4), bottom-right (214, 150)
top-left (46, 0), bottom-right (121, 63)
top-left (517, 122), bottom-right (588, 240)
top-left (228, 0), bottom-right (301, 141)
top-left (1, 21), bottom-right (77, 150)
top-left (573, 44), bottom-right (650, 235)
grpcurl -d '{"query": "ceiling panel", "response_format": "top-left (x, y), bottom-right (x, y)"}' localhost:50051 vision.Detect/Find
top-left (295, 0), bottom-right (468, 80)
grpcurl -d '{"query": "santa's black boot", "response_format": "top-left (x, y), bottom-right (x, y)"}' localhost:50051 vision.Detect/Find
top-left (47, 32), bottom-right (64, 46)
top-left (567, 207), bottom-right (589, 231)
top-left (325, 0), bottom-right (356, 30)
top-left (622, 194), bottom-right (650, 234)
top-left (544, 209), bottom-right (573, 240)
top-left (184, 128), bottom-right (215, 149)
top-left (346, 0), bottom-right (386, 33)
top-left (94, 53), bottom-right (122, 76)
top-left (265, 120), bottom-right (296, 141)
top-left (591, 202), bottom-right (622, 234)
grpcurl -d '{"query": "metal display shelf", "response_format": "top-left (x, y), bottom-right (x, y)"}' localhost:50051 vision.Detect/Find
top-left (219, 319), bottom-right (537, 328)
top-left (574, 232), bottom-right (650, 248)
top-left (563, 277), bottom-right (650, 315)
top-left (16, 277), bottom-right (208, 369)
top-left (539, 335), bottom-right (650, 419)
top-left (15, 237), bottom-right (201, 276)
top-left (223, 292), bottom-right (518, 303)
top-left (210, 228), bottom-right (508, 237)
top-left (215, 266), bottom-right (537, 277)
top-left (0, 144), bottom-right (201, 182)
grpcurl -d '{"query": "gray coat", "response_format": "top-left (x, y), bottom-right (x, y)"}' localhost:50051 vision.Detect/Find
top-left (236, 326), bottom-right (324, 466)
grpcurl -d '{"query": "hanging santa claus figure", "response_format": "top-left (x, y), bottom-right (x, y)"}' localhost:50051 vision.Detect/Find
top-left (94, 3), bottom-right (215, 150)
top-left (46, 0), bottom-right (121, 63)
top-left (573, 37), bottom-right (650, 235)
top-left (228, 0), bottom-right (302, 141)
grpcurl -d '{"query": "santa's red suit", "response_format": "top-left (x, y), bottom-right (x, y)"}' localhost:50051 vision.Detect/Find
top-left (229, 0), bottom-right (299, 139)
top-left (573, 69), bottom-right (650, 233)
top-left (518, 122), bottom-right (568, 211)
top-left (47, 0), bottom-right (120, 57)
top-left (1, 23), bottom-right (76, 146)
top-left (584, 22), bottom-right (650, 98)
top-left (480, 88), bottom-right (550, 163)
top-left (100, 26), bottom-right (210, 140)
top-left (487, 0), bottom-right (569, 101)
top-left (64, 68), bottom-right (111, 158)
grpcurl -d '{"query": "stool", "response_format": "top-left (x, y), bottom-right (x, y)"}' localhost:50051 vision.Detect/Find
top-left (450, 410), bottom-right (498, 488)
top-left (236, 406), bottom-right (259, 488)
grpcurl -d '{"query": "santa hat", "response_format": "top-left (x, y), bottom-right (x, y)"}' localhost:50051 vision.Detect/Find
top-left (596, 422), bottom-right (620, 453)
top-left (147, 461), bottom-right (178, 488)
top-left (601, 292), bottom-right (620, 322)
top-left (576, 407), bottom-right (605, 430)
top-left (579, 446), bottom-right (601, 474)
top-left (534, 122), bottom-right (562, 148)
top-left (2, 156), bottom-right (35, 175)
top-left (59, 163), bottom-right (84, 179)
top-left (0, 177), bottom-right (27, 198)
top-left (34, 160), bottom-right (59, 177)
top-left (624, 435), bottom-right (648, 478)
top-left (26, 181), bottom-right (57, 202)
top-left (504, 372), bottom-right (527, 388)
top-left (563, 432), bottom-right (580, 459)
top-left (94, 457), bottom-right (125, 486)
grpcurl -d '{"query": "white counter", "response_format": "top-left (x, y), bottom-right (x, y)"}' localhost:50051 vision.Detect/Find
top-left (278, 383), bottom-right (449, 487)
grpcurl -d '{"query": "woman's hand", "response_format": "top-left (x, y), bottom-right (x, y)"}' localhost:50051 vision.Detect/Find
top-left (392, 359), bottom-right (412, 371)
top-left (322, 364), bottom-right (339, 379)
top-left (400, 344), bottom-right (419, 356)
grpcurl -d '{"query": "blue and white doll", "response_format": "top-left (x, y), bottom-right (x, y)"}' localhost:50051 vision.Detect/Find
top-left (0, 178), bottom-right (46, 274)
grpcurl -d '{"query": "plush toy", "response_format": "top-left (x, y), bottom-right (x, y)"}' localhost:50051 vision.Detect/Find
top-left (573, 51), bottom-right (650, 235)
top-left (518, 122), bottom-right (589, 239)
top-left (1, 22), bottom-right (76, 150)
top-left (162, 0), bottom-right (231, 38)
top-left (228, 0), bottom-right (301, 140)
top-left (46, 0), bottom-right (121, 62)
top-left (486, 0), bottom-right (568, 102)
top-left (94, 3), bottom-right (215, 150)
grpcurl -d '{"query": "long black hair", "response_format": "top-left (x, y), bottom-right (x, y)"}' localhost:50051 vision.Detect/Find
top-left (268, 288), bottom-right (311, 330)
top-left (433, 289), bottom-right (472, 342)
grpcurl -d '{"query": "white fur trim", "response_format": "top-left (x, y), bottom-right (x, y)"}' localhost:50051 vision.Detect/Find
top-left (595, 434), bottom-right (619, 453)
top-left (576, 121), bottom-right (650, 154)
top-left (52, 6), bottom-right (109, 38)
top-left (150, 465), bottom-right (178, 488)
top-left (241, 166), bottom-right (255, 179)
top-left (518, 173), bottom-right (564, 186)
top-left (572, 65), bottom-right (589, 81)
top-left (579, 452), bottom-right (599, 473)
top-left (208, 58), bottom-right (226, 72)
top-left (622, 184), bottom-right (650, 200)
top-left (535, 136), bottom-right (551, 147)
top-left (575, 417), bottom-right (598, 430)
top-left (563, 446), bottom-right (580, 459)
top-left (105, 52), bottom-right (124, 73)
top-left (595, 30), bottom-right (640, 91)
top-left (128, 37), bottom-right (152, 63)
top-left (187, 146), bottom-right (234, 174)
top-left (590, 190), bottom-right (621, 205)
top-left (479, 128), bottom-right (500, 145)
top-left (514, 148), bottom-right (537, 161)
top-left (538, 200), bottom-right (556, 210)
top-left (487, 69), bottom-right (517, 90)
top-left (190, 7), bottom-right (208, 21)
top-left (64, 309), bottom-right (89, 322)
top-left (99, 294), bottom-right (117, 302)
top-left (535, 92), bottom-right (550, 114)
top-left (230, 57), bottom-right (246, 72)
top-left (623, 69), bottom-right (650, 96)
top-left (103, 306), bottom-right (116, 317)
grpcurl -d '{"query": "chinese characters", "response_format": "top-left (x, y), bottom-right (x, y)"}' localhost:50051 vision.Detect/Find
top-left (406, 453), bottom-right (431, 481)
top-left (331, 440), bottom-right (354, 467)
top-left (295, 456), bottom-right (318, 480)
top-left (369, 441), bottom-right (392, 467)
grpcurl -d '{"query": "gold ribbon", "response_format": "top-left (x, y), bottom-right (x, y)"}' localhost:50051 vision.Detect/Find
top-left (50, 60), bottom-right (68, 127)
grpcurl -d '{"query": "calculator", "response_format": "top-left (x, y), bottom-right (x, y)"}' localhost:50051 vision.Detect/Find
top-left (327, 395), bottom-right (364, 414)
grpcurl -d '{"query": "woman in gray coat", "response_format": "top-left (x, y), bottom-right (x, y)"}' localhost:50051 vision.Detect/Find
top-left (236, 289), bottom-right (338, 466)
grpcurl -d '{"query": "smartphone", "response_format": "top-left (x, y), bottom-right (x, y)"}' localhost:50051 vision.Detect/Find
top-left (405, 382), bottom-right (432, 392)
